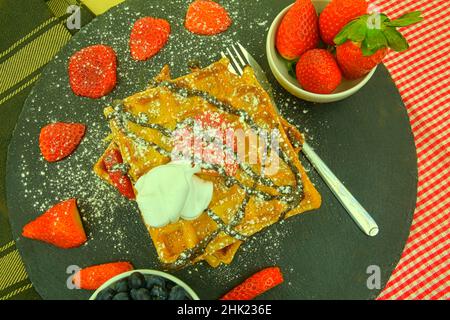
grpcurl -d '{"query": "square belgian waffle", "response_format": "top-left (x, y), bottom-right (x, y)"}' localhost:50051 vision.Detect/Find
top-left (94, 58), bottom-right (321, 269)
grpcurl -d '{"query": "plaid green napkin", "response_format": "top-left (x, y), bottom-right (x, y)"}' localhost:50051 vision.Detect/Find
top-left (0, 0), bottom-right (94, 300)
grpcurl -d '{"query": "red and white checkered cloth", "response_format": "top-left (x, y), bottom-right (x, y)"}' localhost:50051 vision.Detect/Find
top-left (370, 0), bottom-right (450, 300)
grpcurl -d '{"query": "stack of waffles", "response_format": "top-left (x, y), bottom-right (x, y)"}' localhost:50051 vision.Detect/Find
top-left (94, 58), bottom-right (321, 269)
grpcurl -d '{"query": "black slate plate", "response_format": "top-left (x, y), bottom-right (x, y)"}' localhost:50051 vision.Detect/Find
top-left (6, 0), bottom-right (417, 300)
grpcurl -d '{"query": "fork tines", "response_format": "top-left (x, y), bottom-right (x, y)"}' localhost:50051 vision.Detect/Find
top-left (221, 43), bottom-right (250, 76)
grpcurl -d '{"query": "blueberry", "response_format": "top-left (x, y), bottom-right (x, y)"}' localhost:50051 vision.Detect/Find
top-left (165, 281), bottom-right (175, 291)
top-left (150, 285), bottom-right (168, 300)
top-left (130, 288), bottom-right (152, 300)
top-left (112, 292), bottom-right (130, 300)
top-left (95, 287), bottom-right (115, 300)
top-left (168, 285), bottom-right (189, 300)
top-left (112, 279), bottom-right (129, 293)
top-left (128, 272), bottom-right (145, 289)
top-left (130, 289), bottom-right (140, 300)
top-left (144, 275), bottom-right (166, 290)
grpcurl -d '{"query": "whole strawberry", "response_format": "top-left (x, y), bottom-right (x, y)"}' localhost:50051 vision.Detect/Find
top-left (68, 45), bottom-right (117, 98)
top-left (296, 49), bottom-right (342, 94)
top-left (336, 42), bottom-right (387, 79)
top-left (39, 122), bottom-right (86, 162)
top-left (130, 17), bottom-right (171, 61)
top-left (319, 0), bottom-right (368, 46)
top-left (276, 0), bottom-right (319, 60)
top-left (335, 11), bottom-right (423, 79)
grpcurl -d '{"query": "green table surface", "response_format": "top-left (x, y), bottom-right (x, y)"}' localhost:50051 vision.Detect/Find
top-left (0, 0), bottom-right (94, 300)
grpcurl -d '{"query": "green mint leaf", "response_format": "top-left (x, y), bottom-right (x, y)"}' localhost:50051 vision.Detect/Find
top-left (385, 11), bottom-right (423, 27)
top-left (383, 27), bottom-right (409, 52)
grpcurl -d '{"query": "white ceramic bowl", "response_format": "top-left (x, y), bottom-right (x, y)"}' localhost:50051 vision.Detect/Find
top-left (89, 269), bottom-right (200, 300)
top-left (266, 0), bottom-right (376, 103)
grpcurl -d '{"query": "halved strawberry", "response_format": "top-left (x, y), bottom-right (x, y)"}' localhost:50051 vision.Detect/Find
top-left (103, 148), bottom-right (135, 199)
top-left (221, 267), bottom-right (284, 300)
top-left (39, 122), bottom-right (86, 162)
top-left (129, 17), bottom-right (171, 61)
top-left (68, 44), bottom-right (117, 98)
top-left (73, 262), bottom-right (134, 290)
top-left (22, 199), bottom-right (87, 249)
top-left (185, 0), bottom-right (232, 36)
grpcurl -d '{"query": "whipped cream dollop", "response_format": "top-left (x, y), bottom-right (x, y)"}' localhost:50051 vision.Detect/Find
top-left (135, 162), bottom-right (213, 228)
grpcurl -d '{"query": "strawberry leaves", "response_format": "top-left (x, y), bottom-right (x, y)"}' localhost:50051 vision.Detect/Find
top-left (363, 29), bottom-right (387, 55)
top-left (334, 17), bottom-right (367, 45)
top-left (334, 11), bottom-right (423, 56)
top-left (286, 60), bottom-right (298, 78)
top-left (385, 11), bottom-right (424, 27)
top-left (383, 27), bottom-right (409, 52)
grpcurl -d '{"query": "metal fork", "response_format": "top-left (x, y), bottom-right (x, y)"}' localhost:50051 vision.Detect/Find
top-left (221, 43), bottom-right (379, 237)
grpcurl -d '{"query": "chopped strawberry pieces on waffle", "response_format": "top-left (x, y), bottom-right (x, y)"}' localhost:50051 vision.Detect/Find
top-left (185, 0), bottom-right (232, 36)
top-left (173, 111), bottom-right (238, 176)
top-left (130, 17), bottom-right (171, 61)
top-left (68, 44), bottom-right (117, 98)
top-left (39, 122), bottom-right (86, 162)
top-left (221, 267), bottom-right (284, 300)
top-left (195, 112), bottom-right (238, 176)
top-left (103, 148), bottom-right (135, 199)
top-left (22, 199), bottom-right (87, 249)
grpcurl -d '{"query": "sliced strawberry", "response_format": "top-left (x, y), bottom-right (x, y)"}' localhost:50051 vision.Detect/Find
top-left (68, 44), bottom-right (117, 98)
top-left (73, 262), bottom-right (134, 290)
top-left (39, 122), bottom-right (86, 162)
top-left (196, 111), bottom-right (226, 129)
top-left (185, 0), bottom-right (232, 36)
top-left (103, 148), bottom-right (135, 199)
top-left (221, 267), bottom-right (284, 300)
top-left (129, 17), bottom-right (171, 61)
top-left (22, 199), bottom-right (87, 249)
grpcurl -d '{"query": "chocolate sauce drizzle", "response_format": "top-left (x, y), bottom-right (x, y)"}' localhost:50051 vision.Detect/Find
top-left (163, 194), bottom-right (251, 270)
top-left (107, 81), bottom-right (305, 269)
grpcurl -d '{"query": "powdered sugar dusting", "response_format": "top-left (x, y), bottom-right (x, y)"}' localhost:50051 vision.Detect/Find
top-left (9, 0), bottom-right (320, 299)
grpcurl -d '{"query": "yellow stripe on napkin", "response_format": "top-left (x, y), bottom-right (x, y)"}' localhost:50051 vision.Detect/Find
top-left (81, 0), bottom-right (124, 15)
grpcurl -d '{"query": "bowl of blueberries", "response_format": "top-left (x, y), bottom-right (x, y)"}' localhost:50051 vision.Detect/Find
top-left (90, 270), bottom-right (200, 300)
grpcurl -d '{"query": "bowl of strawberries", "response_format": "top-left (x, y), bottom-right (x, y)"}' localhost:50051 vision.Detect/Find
top-left (267, 0), bottom-right (422, 103)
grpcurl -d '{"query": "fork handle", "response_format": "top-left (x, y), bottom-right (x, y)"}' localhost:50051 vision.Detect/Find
top-left (301, 142), bottom-right (379, 237)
